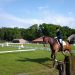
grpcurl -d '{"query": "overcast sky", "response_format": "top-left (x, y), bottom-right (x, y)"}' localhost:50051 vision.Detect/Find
top-left (0, 0), bottom-right (75, 28)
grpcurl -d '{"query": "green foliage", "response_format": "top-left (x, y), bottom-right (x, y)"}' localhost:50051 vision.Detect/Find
top-left (0, 23), bottom-right (75, 41)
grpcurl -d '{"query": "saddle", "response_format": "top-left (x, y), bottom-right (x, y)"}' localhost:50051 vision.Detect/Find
top-left (56, 39), bottom-right (66, 46)
top-left (56, 40), bottom-right (66, 51)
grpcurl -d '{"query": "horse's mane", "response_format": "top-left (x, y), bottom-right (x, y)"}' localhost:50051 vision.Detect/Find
top-left (43, 36), bottom-right (56, 41)
top-left (43, 36), bottom-right (57, 44)
top-left (43, 36), bottom-right (53, 38)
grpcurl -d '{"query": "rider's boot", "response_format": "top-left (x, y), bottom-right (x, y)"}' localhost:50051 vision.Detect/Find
top-left (60, 44), bottom-right (63, 51)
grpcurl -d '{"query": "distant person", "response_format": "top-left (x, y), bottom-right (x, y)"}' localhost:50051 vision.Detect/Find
top-left (56, 27), bottom-right (63, 51)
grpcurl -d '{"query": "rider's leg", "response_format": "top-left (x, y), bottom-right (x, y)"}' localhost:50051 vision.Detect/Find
top-left (57, 39), bottom-right (63, 51)
top-left (59, 39), bottom-right (63, 51)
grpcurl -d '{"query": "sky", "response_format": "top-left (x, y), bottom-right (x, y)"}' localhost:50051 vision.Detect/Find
top-left (0, 0), bottom-right (75, 29)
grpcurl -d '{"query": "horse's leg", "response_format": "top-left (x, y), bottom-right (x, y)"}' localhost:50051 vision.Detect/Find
top-left (54, 50), bottom-right (59, 61)
top-left (53, 51), bottom-right (58, 67)
top-left (54, 51), bottom-right (56, 60)
top-left (63, 49), bottom-right (72, 56)
top-left (51, 51), bottom-right (53, 59)
top-left (43, 42), bottom-right (45, 47)
top-left (50, 47), bottom-right (53, 59)
top-left (51, 50), bottom-right (56, 60)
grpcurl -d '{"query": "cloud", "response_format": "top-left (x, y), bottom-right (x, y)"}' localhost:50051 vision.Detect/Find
top-left (41, 15), bottom-right (75, 28)
top-left (0, 11), bottom-right (43, 28)
top-left (38, 6), bottom-right (48, 10)
top-left (68, 12), bottom-right (73, 15)
top-left (0, 12), bottom-right (28, 28)
top-left (0, 0), bottom-right (75, 29)
top-left (0, 9), bottom-right (75, 28)
top-left (37, 7), bottom-right (75, 28)
top-left (51, 15), bottom-right (75, 28)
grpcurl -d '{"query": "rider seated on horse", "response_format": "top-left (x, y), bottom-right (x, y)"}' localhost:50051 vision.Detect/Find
top-left (56, 27), bottom-right (63, 51)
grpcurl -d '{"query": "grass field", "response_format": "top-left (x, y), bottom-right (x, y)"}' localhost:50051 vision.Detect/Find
top-left (0, 43), bottom-right (74, 75)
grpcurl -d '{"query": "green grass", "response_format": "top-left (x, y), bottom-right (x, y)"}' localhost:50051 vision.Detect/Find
top-left (71, 45), bottom-right (75, 56)
top-left (71, 44), bottom-right (75, 50)
top-left (0, 50), bottom-right (58, 75)
top-left (0, 43), bottom-right (74, 75)
top-left (0, 46), bottom-right (18, 51)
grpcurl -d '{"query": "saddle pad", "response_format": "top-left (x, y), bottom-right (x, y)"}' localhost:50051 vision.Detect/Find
top-left (62, 41), bottom-right (66, 45)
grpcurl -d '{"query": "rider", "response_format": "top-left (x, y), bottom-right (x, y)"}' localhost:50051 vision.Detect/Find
top-left (56, 27), bottom-right (63, 51)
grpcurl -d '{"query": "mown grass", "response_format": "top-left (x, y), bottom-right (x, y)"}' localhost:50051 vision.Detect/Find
top-left (71, 44), bottom-right (75, 56)
top-left (71, 44), bottom-right (75, 50)
top-left (0, 50), bottom-right (58, 75)
top-left (0, 43), bottom-right (74, 75)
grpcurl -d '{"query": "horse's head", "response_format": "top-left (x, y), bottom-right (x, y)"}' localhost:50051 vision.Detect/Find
top-left (43, 36), bottom-right (48, 43)
top-left (42, 36), bottom-right (48, 47)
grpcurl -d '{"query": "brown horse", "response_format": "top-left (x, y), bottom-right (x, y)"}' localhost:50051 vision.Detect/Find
top-left (43, 36), bottom-right (71, 60)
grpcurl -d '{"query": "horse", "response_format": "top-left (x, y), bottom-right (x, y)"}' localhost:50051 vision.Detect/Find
top-left (43, 36), bottom-right (72, 60)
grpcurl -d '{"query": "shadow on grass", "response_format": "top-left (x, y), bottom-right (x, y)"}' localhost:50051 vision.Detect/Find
top-left (17, 57), bottom-right (53, 68)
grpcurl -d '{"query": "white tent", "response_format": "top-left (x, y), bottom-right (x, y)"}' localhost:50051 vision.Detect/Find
top-left (68, 34), bottom-right (75, 44)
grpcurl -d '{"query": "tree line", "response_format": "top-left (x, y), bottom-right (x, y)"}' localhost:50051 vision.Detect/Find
top-left (0, 23), bottom-right (75, 42)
